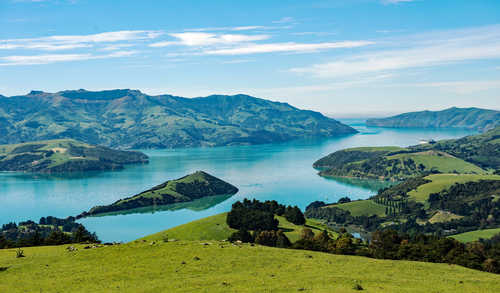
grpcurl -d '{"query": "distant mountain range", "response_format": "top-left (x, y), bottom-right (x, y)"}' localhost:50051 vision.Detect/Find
top-left (366, 107), bottom-right (500, 131)
top-left (0, 89), bottom-right (357, 149)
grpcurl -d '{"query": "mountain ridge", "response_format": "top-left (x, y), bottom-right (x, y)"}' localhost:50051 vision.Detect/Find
top-left (0, 89), bottom-right (357, 149)
top-left (366, 107), bottom-right (500, 131)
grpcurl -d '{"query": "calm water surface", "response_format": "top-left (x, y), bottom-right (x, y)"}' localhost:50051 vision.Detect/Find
top-left (0, 122), bottom-right (476, 242)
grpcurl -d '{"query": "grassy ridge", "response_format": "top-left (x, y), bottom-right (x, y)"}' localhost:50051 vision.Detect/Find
top-left (387, 152), bottom-right (486, 174)
top-left (451, 228), bottom-right (500, 243)
top-left (2, 241), bottom-right (500, 292)
top-left (142, 213), bottom-right (334, 243)
top-left (315, 127), bottom-right (500, 180)
top-left (407, 174), bottom-right (500, 202)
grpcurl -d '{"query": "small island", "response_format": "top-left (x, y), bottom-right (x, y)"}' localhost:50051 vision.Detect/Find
top-left (0, 139), bottom-right (148, 173)
top-left (77, 171), bottom-right (238, 218)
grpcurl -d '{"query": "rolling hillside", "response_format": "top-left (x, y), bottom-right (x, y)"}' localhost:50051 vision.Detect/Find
top-left (141, 212), bottom-right (335, 243)
top-left (2, 241), bottom-right (499, 292)
top-left (0, 89), bottom-right (357, 149)
top-left (366, 107), bottom-right (500, 131)
top-left (0, 139), bottom-right (148, 173)
top-left (314, 127), bottom-right (500, 180)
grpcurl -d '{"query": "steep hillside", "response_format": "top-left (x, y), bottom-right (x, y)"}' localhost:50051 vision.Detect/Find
top-left (1, 241), bottom-right (499, 292)
top-left (0, 139), bottom-right (148, 173)
top-left (366, 107), bottom-right (500, 131)
top-left (314, 127), bottom-right (500, 180)
top-left (77, 171), bottom-right (238, 217)
top-left (0, 89), bottom-right (357, 149)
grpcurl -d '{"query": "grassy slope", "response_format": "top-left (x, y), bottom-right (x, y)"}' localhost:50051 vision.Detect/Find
top-left (387, 152), bottom-right (486, 174)
top-left (408, 174), bottom-right (500, 202)
top-left (1, 241), bottom-right (500, 293)
top-left (142, 213), bottom-right (334, 243)
top-left (117, 171), bottom-right (215, 203)
top-left (330, 200), bottom-right (387, 217)
top-left (451, 228), bottom-right (500, 243)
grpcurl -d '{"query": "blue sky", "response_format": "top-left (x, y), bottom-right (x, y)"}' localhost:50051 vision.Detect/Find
top-left (0, 0), bottom-right (499, 116)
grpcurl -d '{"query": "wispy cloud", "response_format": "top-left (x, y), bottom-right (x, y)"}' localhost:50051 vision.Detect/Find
top-left (382, 0), bottom-right (416, 4)
top-left (404, 80), bottom-right (500, 95)
top-left (0, 30), bottom-right (161, 51)
top-left (149, 32), bottom-right (270, 47)
top-left (0, 50), bottom-right (136, 66)
top-left (290, 25), bottom-right (500, 78)
top-left (185, 26), bottom-right (269, 32)
top-left (272, 17), bottom-right (295, 24)
top-left (203, 41), bottom-right (374, 55)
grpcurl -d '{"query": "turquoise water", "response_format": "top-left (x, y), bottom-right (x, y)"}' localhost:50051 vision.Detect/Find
top-left (0, 123), bottom-right (476, 242)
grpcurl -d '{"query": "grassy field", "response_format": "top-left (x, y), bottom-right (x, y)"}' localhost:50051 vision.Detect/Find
top-left (331, 200), bottom-right (387, 217)
top-left (142, 213), bottom-right (334, 243)
top-left (408, 174), bottom-right (500, 202)
top-left (1, 241), bottom-right (500, 293)
top-left (387, 152), bottom-right (486, 174)
top-left (451, 228), bottom-right (500, 243)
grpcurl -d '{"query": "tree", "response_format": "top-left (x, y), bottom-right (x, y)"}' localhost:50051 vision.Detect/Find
top-left (338, 197), bottom-right (351, 204)
top-left (228, 230), bottom-right (253, 243)
top-left (285, 206), bottom-right (306, 225)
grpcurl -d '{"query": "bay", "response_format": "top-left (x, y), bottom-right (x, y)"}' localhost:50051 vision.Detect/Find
top-left (0, 122), bottom-right (476, 242)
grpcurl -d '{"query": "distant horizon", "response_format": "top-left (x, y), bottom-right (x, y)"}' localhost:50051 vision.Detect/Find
top-left (1, 87), bottom-right (498, 119)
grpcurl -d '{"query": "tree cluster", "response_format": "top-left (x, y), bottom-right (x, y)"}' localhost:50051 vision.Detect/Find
top-left (0, 216), bottom-right (99, 249)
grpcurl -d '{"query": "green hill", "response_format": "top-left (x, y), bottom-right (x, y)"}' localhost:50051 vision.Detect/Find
top-left (142, 212), bottom-right (334, 243)
top-left (0, 89), bottom-right (357, 149)
top-left (0, 139), bottom-right (148, 173)
top-left (1, 240), bottom-right (499, 292)
top-left (306, 174), bottom-right (500, 237)
top-left (314, 127), bottom-right (500, 180)
top-left (366, 107), bottom-right (500, 131)
top-left (451, 228), bottom-right (500, 243)
top-left (77, 171), bottom-right (238, 218)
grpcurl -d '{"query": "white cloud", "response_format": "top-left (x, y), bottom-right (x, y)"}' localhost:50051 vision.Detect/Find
top-left (183, 25), bottom-right (269, 32)
top-left (0, 30), bottom-right (161, 51)
top-left (203, 41), bottom-right (374, 55)
top-left (290, 25), bottom-right (500, 78)
top-left (0, 50), bottom-right (137, 66)
top-left (149, 32), bottom-right (270, 47)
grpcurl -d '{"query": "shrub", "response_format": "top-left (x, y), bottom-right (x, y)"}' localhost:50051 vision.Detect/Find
top-left (255, 231), bottom-right (278, 247)
top-left (15, 248), bottom-right (24, 258)
top-left (228, 230), bottom-right (254, 243)
top-left (300, 228), bottom-right (315, 240)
